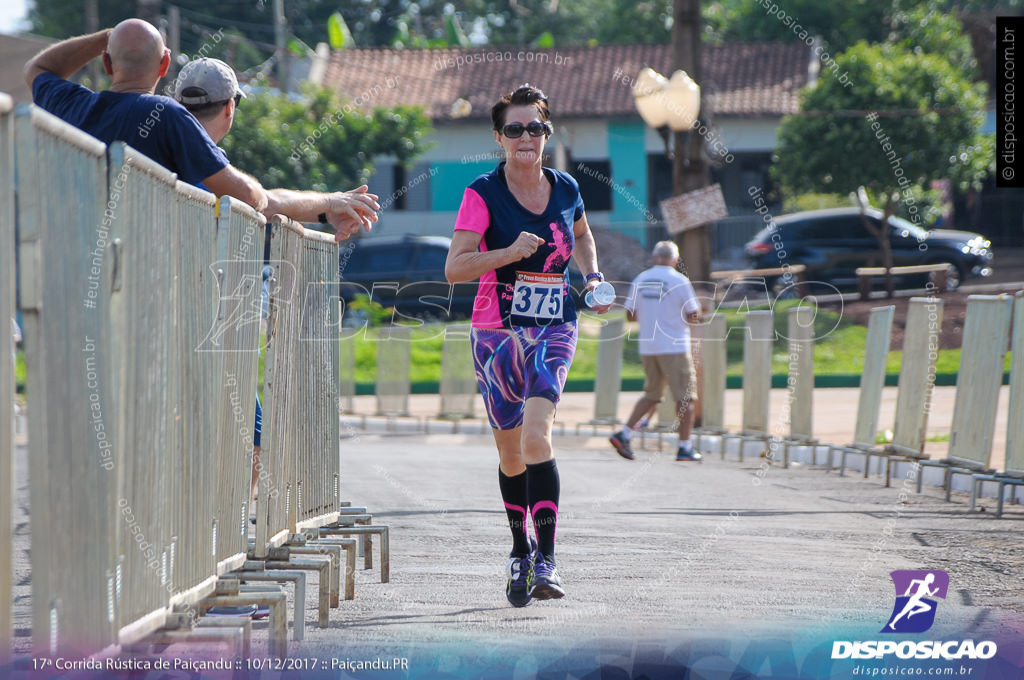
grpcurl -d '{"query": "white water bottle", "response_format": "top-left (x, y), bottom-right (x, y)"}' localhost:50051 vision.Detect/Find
top-left (585, 281), bottom-right (615, 308)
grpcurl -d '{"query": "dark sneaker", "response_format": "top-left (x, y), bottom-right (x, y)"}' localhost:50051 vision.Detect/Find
top-left (205, 604), bottom-right (258, 618)
top-left (505, 540), bottom-right (536, 607)
top-left (609, 431), bottom-right (635, 460)
top-left (530, 553), bottom-right (565, 600)
top-left (676, 446), bottom-right (703, 462)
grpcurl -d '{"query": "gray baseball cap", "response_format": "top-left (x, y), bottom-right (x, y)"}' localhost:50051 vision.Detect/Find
top-left (174, 58), bottom-right (246, 105)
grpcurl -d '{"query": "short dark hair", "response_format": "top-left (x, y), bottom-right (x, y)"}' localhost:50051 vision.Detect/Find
top-left (181, 99), bottom-right (230, 122)
top-left (491, 84), bottom-right (550, 131)
top-left (180, 87), bottom-right (239, 122)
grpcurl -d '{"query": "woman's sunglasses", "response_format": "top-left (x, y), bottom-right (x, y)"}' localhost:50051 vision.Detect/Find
top-left (500, 121), bottom-right (552, 138)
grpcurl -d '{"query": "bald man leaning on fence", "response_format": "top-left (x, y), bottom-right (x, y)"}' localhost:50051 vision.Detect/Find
top-left (609, 241), bottom-right (703, 463)
top-left (24, 18), bottom-right (379, 237)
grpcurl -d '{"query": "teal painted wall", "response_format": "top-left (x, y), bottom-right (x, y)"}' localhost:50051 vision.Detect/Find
top-left (431, 161), bottom-right (494, 211)
top-left (607, 121), bottom-right (649, 243)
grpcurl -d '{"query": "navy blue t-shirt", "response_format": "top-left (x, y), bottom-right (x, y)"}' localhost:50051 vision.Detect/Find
top-left (32, 72), bottom-right (228, 185)
top-left (454, 163), bottom-right (585, 328)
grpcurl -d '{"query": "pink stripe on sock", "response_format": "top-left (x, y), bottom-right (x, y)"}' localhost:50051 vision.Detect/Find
top-left (531, 500), bottom-right (558, 541)
top-left (504, 502), bottom-right (528, 535)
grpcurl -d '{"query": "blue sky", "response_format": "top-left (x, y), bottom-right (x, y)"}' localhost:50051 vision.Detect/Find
top-left (0, 0), bottom-right (29, 33)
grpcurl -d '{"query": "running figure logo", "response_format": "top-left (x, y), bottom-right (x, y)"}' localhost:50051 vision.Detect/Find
top-left (881, 570), bottom-right (949, 634)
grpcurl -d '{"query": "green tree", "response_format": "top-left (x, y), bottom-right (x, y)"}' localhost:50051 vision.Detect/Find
top-left (888, 6), bottom-right (980, 79)
top-left (702, 0), bottom-right (888, 51)
top-left (774, 41), bottom-right (991, 296)
top-left (29, 0), bottom-right (676, 48)
top-left (220, 83), bottom-right (433, 192)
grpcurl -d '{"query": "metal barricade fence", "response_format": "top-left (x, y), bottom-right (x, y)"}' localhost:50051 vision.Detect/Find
top-left (439, 326), bottom-right (477, 421)
top-left (969, 292), bottom-right (1024, 515)
top-left (891, 298), bottom-right (944, 458)
top-left (946, 295), bottom-right (1013, 471)
top-left (212, 196), bottom-right (263, 574)
top-left (852, 306), bottom-right (895, 448)
top-left (786, 306), bottom-right (815, 442)
top-left (592, 318), bottom-right (625, 424)
top-left (833, 305), bottom-right (895, 475)
top-left (740, 311), bottom-right (773, 434)
top-left (0, 93), bottom-right (13, 660)
top-left (14, 108), bottom-right (266, 654)
top-left (294, 222), bottom-right (341, 531)
top-left (169, 180), bottom-right (220, 614)
top-left (699, 314), bottom-right (727, 432)
top-left (575, 317), bottom-right (625, 436)
top-left (15, 105), bottom-right (119, 654)
top-left (867, 298), bottom-right (944, 486)
top-left (1006, 293), bottom-right (1024, 476)
top-left (915, 295), bottom-right (1011, 495)
top-left (258, 217), bottom-right (341, 557)
top-left (717, 310), bottom-right (773, 460)
top-left (107, 142), bottom-right (200, 643)
top-left (376, 326), bottom-right (413, 416)
top-left (339, 333), bottom-right (356, 414)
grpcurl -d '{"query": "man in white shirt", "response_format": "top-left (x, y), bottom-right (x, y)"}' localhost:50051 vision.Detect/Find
top-left (610, 241), bottom-right (703, 461)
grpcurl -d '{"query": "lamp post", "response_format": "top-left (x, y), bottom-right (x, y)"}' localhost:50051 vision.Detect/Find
top-left (631, 67), bottom-right (711, 285)
top-left (633, 65), bottom-right (711, 427)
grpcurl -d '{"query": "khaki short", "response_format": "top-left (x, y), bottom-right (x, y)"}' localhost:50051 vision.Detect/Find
top-left (642, 353), bottom-right (698, 404)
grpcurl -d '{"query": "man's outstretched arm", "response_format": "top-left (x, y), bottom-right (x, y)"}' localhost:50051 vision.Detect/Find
top-left (265, 185), bottom-right (380, 240)
top-left (202, 165), bottom-right (270, 214)
top-left (25, 29), bottom-right (111, 89)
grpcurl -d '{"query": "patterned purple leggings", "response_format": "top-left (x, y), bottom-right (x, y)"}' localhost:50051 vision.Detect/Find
top-left (470, 323), bottom-right (578, 430)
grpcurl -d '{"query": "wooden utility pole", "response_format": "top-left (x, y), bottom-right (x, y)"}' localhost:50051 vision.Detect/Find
top-left (136, 0), bottom-right (161, 26)
top-left (85, 0), bottom-right (101, 88)
top-left (274, 0), bottom-right (290, 93)
top-left (167, 5), bottom-right (180, 83)
top-left (671, 0), bottom-right (710, 285)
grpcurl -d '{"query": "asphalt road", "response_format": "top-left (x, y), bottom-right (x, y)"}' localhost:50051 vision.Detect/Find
top-left (8, 425), bottom-right (1024, 678)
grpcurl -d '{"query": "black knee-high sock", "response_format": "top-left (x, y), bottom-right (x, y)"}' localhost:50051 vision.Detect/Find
top-left (498, 468), bottom-right (531, 556)
top-left (526, 459), bottom-right (560, 561)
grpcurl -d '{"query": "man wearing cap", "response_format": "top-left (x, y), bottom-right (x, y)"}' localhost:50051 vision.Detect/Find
top-left (609, 241), bottom-right (703, 462)
top-left (25, 18), bottom-right (377, 238)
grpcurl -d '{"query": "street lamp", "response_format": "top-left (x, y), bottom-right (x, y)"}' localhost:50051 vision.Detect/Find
top-left (633, 67), bottom-right (701, 135)
top-left (631, 67), bottom-right (710, 285)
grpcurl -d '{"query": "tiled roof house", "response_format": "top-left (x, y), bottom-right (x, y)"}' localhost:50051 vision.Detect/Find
top-left (315, 43), bottom-right (814, 245)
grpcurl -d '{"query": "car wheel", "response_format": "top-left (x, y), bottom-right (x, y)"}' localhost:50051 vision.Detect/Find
top-left (927, 263), bottom-right (962, 292)
top-left (771, 277), bottom-right (799, 300)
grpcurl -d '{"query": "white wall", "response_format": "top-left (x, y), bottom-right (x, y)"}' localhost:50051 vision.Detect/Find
top-left (643, 117), bottom-right (782, 154)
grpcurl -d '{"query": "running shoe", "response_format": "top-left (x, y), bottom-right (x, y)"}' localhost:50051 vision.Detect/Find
top-left (530, 552), bottom-right (565, 600)
top-left (505, 539), bottom-right (536, 607)
top-left (205, 604), bottom-right (258, 618)
top-left (609, 431), bottom-right (635, 460)
top-left (676, 445), bottom-right (703, 462)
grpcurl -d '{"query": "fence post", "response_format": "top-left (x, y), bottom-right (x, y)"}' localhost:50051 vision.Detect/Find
top-left (205, 195), bottom-right (263, 576)
top-left (439, 325), bottom-right (477, 424)
top-left (16, 106), bottom-right (119, 654)
top-left (376, 326), bottom-right (413, 417)
top-left (0, 93), bottom-right (13, 661)
top-left (593, 318), bottom-right (625, 424)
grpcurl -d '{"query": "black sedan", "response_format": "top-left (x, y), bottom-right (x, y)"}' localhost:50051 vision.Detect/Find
top-left (338, 234), bottom-right (588, 322)
top-left (744, 208), bottom-right (993, 291)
